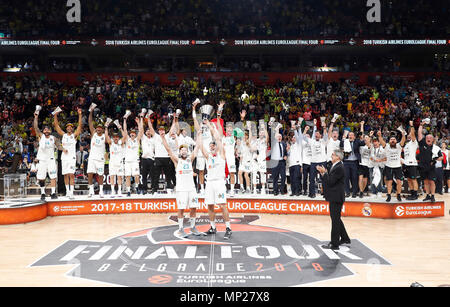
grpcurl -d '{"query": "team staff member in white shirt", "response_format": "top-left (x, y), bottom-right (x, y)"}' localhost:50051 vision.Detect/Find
top-left (200, 119), bottom-right (232, 240)
top-left (287, 129), bottom-right (303, 196)
top-left (358, 133), bottom-right (372, 198)
top-left (306, 119), bottom-right (328, 198)
top-left (87, 106), bottom-right (106, 198)
top-left (377, 129), bottom-right (406, 202)
top-left (53, 108), bottom-right (83, 199)
top-left (140, 120), bottom-right (155, 195)
top-left (123, 116), bottom-right (144, 196)
top-left (326, 115), bottom-right (341, 170)
top-left (146, 112), bottom-right (178, 194)
top-left (223, 124), bottom-right (237, 195)
top-left (160, 130), bottom-right (204, 238)
top-left (301, 125), bottom-right (313, 196)
top-left (403, 121), bottom-right (419, 200)
top-left (369, 137), bottom-right (385, 197)
top-left (34, 111), bottom-right (63, 200)
top-left (105, 120), bottom-right (126, 197)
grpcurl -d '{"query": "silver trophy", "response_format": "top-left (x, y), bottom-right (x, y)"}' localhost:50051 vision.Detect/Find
top-left (200, 104), bottom-right (214, 121)
top-left (52, 106), bottom-right (62, 115)
top-left (34, 105), bottom-right (42, 115)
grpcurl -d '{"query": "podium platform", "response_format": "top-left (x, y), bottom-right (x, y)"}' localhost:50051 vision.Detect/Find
top-left (0, 192), bottom-right (445, 225)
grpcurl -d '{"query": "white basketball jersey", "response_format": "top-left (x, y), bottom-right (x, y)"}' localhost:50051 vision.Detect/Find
top-left (125, 138), bottom-right (140, 162)
top-left (61, 133), bottom-right (76, 161)
top-left (110, 140), bottom-right (124, 164)
top-left (176, 158), bottom-right (196, 192)
top-left (37, 135), bottom-right (56, 161)
top-left (90, 133), bottom-right (106, 161)
top-left (255, 138), bottom-right (267, 161)
top-left (223, 136), bottom-right (235, 157)
top-left (206, 154), bottom-right (226, 181)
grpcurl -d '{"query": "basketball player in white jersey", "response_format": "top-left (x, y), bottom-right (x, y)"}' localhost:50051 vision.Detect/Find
top-left (34, 111), bottom-right (63, 200)
top-left (53, 108), bottom-right (82, 199)
top-left (105, 120), bottom-right (126, 197)
top-left (377, 129), bottom-right (406, 202)
top-left (192, 100), bottom-right (212, 194)
top-left (160, 130), bottom-right (205, 237)
top-left (251, 125), bottom-right (269, 195)
top-left (403, 121), bottom-right (419, 200)
top-left (123, 116), bottom-right (144, 196)
top-left (200, 119), bottom-right (232, 240)
top-left (87, 107), bottom-right (106, 197)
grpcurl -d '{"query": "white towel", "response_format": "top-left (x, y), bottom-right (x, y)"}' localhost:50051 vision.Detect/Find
top-left (372, 166), bottom-right (381, 186)
top-left (344, 139), bottom-right (352, 153)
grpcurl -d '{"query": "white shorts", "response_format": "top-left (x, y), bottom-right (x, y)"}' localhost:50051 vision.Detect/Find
top-left (109, 162), bottom-right (124, 176)
top-left (176, 191), bottom-right (200, 210)
top-left (240, 160), bottom-right (252, 173)
top-left (87, 159), bottom-right (105, 176)
top-left (226, 155), bottom-right (236, 173)
top-left (253, 160), bottom-right (267, 173)
top-left (205, 180), bottom-right (227, 205)
top-left (37, 159), bottom-right (57, 180)
top-left (125, 161), bottom-right (140, 176)
top-left (61, 159), bottom-right (76, 175)
top-left (196, 156), bottom-right (206, 171)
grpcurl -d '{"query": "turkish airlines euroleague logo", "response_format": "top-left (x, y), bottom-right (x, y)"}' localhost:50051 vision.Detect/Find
top-left (30, 215), bottom-right (390, 287)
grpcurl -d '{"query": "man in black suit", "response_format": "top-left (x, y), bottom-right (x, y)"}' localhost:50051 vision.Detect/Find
top-left (316, 149), bottom-right (351, 250)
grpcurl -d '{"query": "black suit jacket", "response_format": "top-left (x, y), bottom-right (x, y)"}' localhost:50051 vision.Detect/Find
top-left (322, 161), bottom-right (345, 204)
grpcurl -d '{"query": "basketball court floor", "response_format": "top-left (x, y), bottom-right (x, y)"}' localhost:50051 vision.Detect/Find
top-left (0, 194), bottom-right (449, 287)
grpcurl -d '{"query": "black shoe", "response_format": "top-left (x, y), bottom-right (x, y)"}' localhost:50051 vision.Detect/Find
top-left (359, 192), bottom-right (363, 198)
top-left (295, 192), bottom-right (301, 196)
top-left (206, 227), bottom-right (217, 235)
top-left (322, 243), bottom-right (339, 250)
top-left (51, 193), bottom-right (58, 199)
top-left (406, 193), bottom-right (417, 200)
top-left (397, 194), bottom-right (402, 202)
top-left (273, 191), bottom-right (279, 196)
top-left (423, 194), bottom-right (431, 201)
top-left (41, 194), bottom-right (46, 201)
top-left (345, 192), bottom-right (350, 198)
top-left (303, 191), bottom-right (308, 196)
top-left (386, 194), bottom-right (391, 202)
top-left (339, 239), bottom-right (351, 245)
top-left (224, 228), bottom-right (232, 240)
top-left (351, 193), bottom-right (357, 198)
top-left (127, 192), bottom-right (131, 197)
top-left (430, 195), bottom-right (435, 202)
top-left (309, 194), bottom-right (316, 198)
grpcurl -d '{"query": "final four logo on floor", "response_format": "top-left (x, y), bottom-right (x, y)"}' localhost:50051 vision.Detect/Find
top-left (30, 215), bottom-right (390, 286)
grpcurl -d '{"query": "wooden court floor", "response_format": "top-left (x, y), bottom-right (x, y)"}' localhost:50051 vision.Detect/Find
top-left (0, 194), bottom-right (449, 287)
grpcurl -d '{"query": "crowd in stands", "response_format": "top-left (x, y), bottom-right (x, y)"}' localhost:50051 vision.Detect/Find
top-left (0, 73), bottom-right (448, 194)
top-left (0, 0), bottom-right (448, 39)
